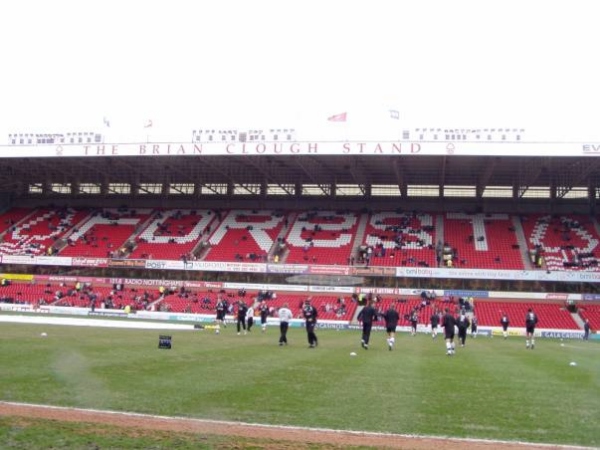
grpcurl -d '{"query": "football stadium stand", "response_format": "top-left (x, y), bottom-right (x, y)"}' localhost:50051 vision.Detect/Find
top-left (578, 304), bottom-right (600, 331)
top-left (521, 214), bottom-right (600, 272)
top-left (2, 208), bottom-right (600, 273)
top-left (204, 210), bottom-right (285, 263)
top-left (128, 209), bottom-right (215, 261)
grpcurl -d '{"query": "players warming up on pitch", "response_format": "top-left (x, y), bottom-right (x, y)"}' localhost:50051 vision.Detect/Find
top-left (500, 312), bottom-right (510, 339)
top-left (456, 312), bottom-right (470, 347)
top-left (277, 303), bottom-right (293, 346)
top-left (383, 303), bottom-right (400, 351)
top-left (525, 308), bottom-right (538, 349)
top-left (430, 310), bottom-right (440, 339)
top-left (583, 318), bottom-right (590, 341)
top-left (441, 308), bottom-right (457, 356)
top-left (246, 302), bottom-right (255, 332)
top-left (358, 300), bottom-right (378, 350)
top-left (236, 300), bottom-right (248, 335)
top-left (410, 308), bottom-right (419, 336)
top-left (215, 296), bottom-right (227, 332)
top-left (259, 300), bottom-right (269, 333)
top-left (470, 314), bottom-right (478, 338)
top-left (302, 298), bottom-right (319, 348)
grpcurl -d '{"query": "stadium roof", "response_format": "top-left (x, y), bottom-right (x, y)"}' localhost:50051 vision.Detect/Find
top-left (1, 149), bottom-right (599, 205)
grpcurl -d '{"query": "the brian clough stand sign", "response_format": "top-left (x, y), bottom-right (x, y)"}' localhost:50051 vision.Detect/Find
top-left (1, 140), bottom-right (598, 158)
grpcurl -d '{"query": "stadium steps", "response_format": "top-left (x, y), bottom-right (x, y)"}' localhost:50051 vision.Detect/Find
top-left (350, 213), bottom-right (370, 261)
top-left (351, 305), bottom-right (364, 325)
top-left (149, 294), bottom-right (166, 311)
top-left (272, 211), bottom-right (297, 262)
top-left (123, 213), bottom-right (161, 258)
top-left (435, 214), bottom-right (445, 266)
top-left (191, 214), bottom-right (222, 260)
top-left (571, 311), bottom-right (585, 328)
top-left (511, 215), bottom-right (534, 269)
top-left (0, 209), bottom-right (35, 242)
top-left (593, 217), bottom-right (600, 240)
top-left (58, 210), bottom-right (98, 253)
top-left (187, 212), bottom-right (223, 260)
top-left (0, 208), bottom-right (35, 238)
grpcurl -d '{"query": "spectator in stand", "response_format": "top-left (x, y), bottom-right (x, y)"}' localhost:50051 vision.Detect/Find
top-left (583, 318), bottom-right (590, 341)
top-left (500, 313), bottom-right (510, 339)
top-left (525, 308), bottom-right (539, 349)
top-left (277, 303), bottom-right (293, 346)
top-left (383, 303), bottom-right (400, 351)
top-left (357, 300), bottom-right (378, 350)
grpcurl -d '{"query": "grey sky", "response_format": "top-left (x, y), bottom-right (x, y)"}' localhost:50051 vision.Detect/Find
top-left (0, 0), bottom-right (597, 142)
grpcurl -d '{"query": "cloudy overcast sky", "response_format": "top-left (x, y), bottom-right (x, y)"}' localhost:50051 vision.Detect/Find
top-left (0, 0), bottom-right (598, 142)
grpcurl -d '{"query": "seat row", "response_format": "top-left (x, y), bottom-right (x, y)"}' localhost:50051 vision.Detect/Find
top-left (1, 208), bottom-right (600, 271)
top-left (0, 281), bottom-right (591, 331)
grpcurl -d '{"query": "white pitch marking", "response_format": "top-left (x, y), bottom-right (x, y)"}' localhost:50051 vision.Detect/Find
top-left (0, 314), bottom-right (196, 330)
top-left (0, 401), bottom-right (594, 450)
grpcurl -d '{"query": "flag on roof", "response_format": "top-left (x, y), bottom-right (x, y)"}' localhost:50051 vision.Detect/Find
top-left (327, 112), bottom-right (347, 122)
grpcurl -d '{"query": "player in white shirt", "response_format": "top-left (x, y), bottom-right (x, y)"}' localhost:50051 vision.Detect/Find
top-left (246, 304), bottom-right (255, 333)
top-left (278, 303), bottom-right (293, 346)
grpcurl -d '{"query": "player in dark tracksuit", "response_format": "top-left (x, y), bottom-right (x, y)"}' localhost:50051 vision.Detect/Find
top-left (525, 308), bottom-right (538, 349)
top-left (583, 319), bottom-right (590, 341)
top-left (383, 304), bottom-right (400, 350)
top-left (215, 298), bottom-right (227, 330)
top-left (410, 309), bottom-right (419, 336)
top-left (259, 300), bottom-right (270, 333)
top-left (470, 315), bottom-right (478, 338)
top-left (358, 300), bottom-right (378, 350)
top-left (302, 299), bottom-right (319, 348)
top-left (441, 308), bottom-right (457, 356)
top-left (236, 301), bottom-right (248, 335)
top-left (456, 313), bottom-right (470, 347)
top-left (430, 310), bottom-right (440, 339)
top-left (500, 313), bottom-right (510, 339)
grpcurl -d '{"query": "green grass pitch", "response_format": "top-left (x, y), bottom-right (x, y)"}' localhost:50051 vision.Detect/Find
top-left (0, 321), bottom-right (598, 447)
